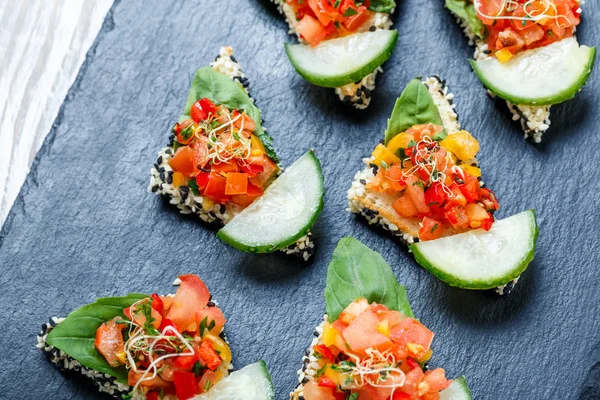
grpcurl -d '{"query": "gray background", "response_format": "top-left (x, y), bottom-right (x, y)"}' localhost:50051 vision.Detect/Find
top-left (0, 0), bottom-right (598, 399)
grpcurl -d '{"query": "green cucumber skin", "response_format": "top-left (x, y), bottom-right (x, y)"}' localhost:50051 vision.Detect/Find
top-left (284, 30), bottom-right (399, 88)
top-left (470, 46), bottom-right (596, 106)
top-left (257, 360), bottom-right (275, 400)
top-left (409, 209), bottom-right (539, 290)
top-left (216, 150), bottom-right (324, 253)
top-left (440, 376), bottom-right (473, 400)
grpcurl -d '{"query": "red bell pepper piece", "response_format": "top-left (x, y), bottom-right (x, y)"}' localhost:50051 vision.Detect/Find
top-left (313, 344), bottom-right (336, 363)
top-left (151, 293), bottom-right (164, 314)
top-left (406, 357), bottom-right (420, 370)
top-left (197, 340), bottom-right (221, 371)
top-left (173, 371), bottom-right (197, 400)
top-left (146, 392), bottom-right (159, 400)
top-left (190, 100), bottom-right (208, 123)
top-left (159, 318), bottom-right (178, 332)
top-left (199, 98), bottom-right (216, 116)
top-left (317, 376), bottom-right (337, 389)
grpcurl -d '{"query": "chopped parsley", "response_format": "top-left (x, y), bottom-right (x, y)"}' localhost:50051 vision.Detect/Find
top-left (333, 0), bottom-right (341, 7)
top-left (180, 124), bottom-right (194, 140)
top-left (343, 8), bottom-right (358, 16)
top-left (430, 223), bottom-right (439, 234)
top-left (187, 179), bottom-right (200, 195)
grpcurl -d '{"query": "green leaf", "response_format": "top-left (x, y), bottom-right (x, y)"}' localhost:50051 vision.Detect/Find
top-left (324, 237), bottom-right (414, 321)
top-left (46, 293), bottom-right (149, 383)
top-left (368, 0), bottom-right (396, 13)
top-left (445, 0), bottom-right (486, 39)
top-left (181, 67), bottom-right (279, 163)
top-left (384, 78), bottom-right (444, 145)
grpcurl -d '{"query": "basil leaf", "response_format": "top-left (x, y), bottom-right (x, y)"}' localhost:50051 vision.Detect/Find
top-left (46, 293), bottom-right (149, 383)
top-left (182, 67), bottom-right (279, 163)
top-left (324, 237), bottom-right (414, 321)
top-left (368, 0), bottom-right (396, 13)
top-left (384, 78), bottom-right (444, 144)
top-left (445, 0), bottom-right (486, 39)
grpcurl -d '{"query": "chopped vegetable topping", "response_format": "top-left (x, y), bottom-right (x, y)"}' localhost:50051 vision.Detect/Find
top-left (167, 98), bottom-right (279, 207)
top-left (302, 299), bottom-right (451, 400)
top-left (93, 275), bottom-right (230, 400)
top-left (369, 124), bottom-right (499, 240)
top-left (473, 0), bottom-right (580, 59)
top-left (288, 0), bottom-right (376, 46)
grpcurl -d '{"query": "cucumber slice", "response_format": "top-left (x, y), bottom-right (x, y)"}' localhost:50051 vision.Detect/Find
top-left (217, 150), bottom-right (324, 253)
top-left (192, 361), bottom-right (274, 400)
top-left (410, 210), bottom-right (538, 289)
top-left (440, 376), bottom-right (473, 400)
top-left (284, 30), bottom-right (398, 88)
top-left (471, 38), bottom-right (596, 106)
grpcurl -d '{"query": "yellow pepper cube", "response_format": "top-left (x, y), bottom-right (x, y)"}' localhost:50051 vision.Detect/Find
top-left (372, 143), bottom-right (401, 167)
top-left (461, 164), bottom-right (481, 177)
top-left (386, 132), bottom-right (414, 154)
top-left (250, 134), bottom-right (266, 156)
top-left (495, 48), bottom-right (514, 64)
top-left (321, 322), bottom-right (338, 347)
top-left (440, 130), bottom-right (480, 161)
top-left (172, 171), bottom-right (186, 188)
top-left (377, 319), bottom-right (390, 337)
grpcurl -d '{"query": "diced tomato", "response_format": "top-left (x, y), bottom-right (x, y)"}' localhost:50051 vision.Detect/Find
top-left (302, 380), bottom-right (338, 400)
top-left (197, 340), bottom-right (221, 371)
top-left (166, 275), bottom-right (210, 332)
top-left (424, 182), bottom-right (446, 209)
top-left (190, 100), bottom-right (208, 123)
top-left (95, 317), bottom-right (126, 367)
top-left (400, 366), bottom-right (425, 397)
top-left (339, 298), bottom-right (370, 325)
top-left (232, 112), bottom-right (257, 132)
top-left (151, 293), bottom-right (164, 314)
top-left (296, 15), bottom-right (329, 46)
top-left (405, 176), bottom-right (430, 214)
top-left (390, 318), bottom-right (434, 355)
top-left (406, 357), bottom-right (420, 370)
top-left (363, 373), bottom-right (405, 400)
top-left (173, 352), bottom-right (198, 369)
top-left (193, 140), bottom-right (209, 172)
top-left (343, 309), bottom-right (394, 354)
top-left (238, 159), bottom-right (264, 177)
top-left (519, 23), bottom-right (545, 45)
top-left (392, 391), bottom-right (412, 400)
top-left (465, 203), bottom-right (491, 230)
top-left (224, 172), bottom-right (248, 195)
top-left (203, 173), bottom-right (228, 202)
top-left (342, 5), bottom-right (370, 32)
top-left (173, 371), bottom-right (197, 400)
top-left (458, 174), bottom-right (480, 203)
top-left (480, 188), bottom-right (499, 211)
top-left (308, 0), bottom-right (337, 27)
top-left (317, 376), bottom-right (337, 389)
top-left (444, 205), bottom-right (469, 230)
top-left (392, 194), bottom-right (419, 218)
top-left (419, 216), bottom-right (444, 241)
top-left (249, 155), bottom-right (279, 188)
top-left (445, 184), bottom-right (467, 208)
top-left (159, 318), bottom-right (178, 332)
top-left (195, 307), bottom-right (227, 335)
top-left (199, 98), bottom-right (216, 116)
top-left (423, 368), bottom-right (452, 392)
top-left (169, 146), bottom-right (195, 177)
top-left (314, 344), bottom-right (336, 362)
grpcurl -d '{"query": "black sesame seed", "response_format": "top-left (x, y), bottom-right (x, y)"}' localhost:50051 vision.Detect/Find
top-left (343, 95), bottom-right (351, 103)
top-left (166, 175), bottom-right (173, 184)
top-left (357, 98), bottom-right (364, 105)
top-left (157, 156), bottom-right (163, 165)
top-left (369, 25), bottom-right (376, 31)
top-left (158, 167), bottom-right (165, 173)
top-left (363, 87), bottom-right (371, 97)
top-left (159, 172), bottom-right (165, 182)
top-left (360, 179), bottom-right (367, 185)
top-left (153, 163), bottom-right (159, 170)
top-left (220, 205), bottom-right (226, 214)
top-left (165, 149), bottom-right (172, 155)
top-left (313, 330), bottom-right (319, 337)
top-left (151, 185), bottom-right (159, 193)
top-left (356, 89), bottom-right (363, 97)
top-left (230, 55), bottom-right (237, 62)
top-left (180, 186), bottom-right (189, 193)
top-left (207, 300), bottom-right (216, 307)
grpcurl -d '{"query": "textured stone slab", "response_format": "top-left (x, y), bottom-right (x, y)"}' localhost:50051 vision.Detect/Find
top-left (0, 0), bottom-right (598, 399)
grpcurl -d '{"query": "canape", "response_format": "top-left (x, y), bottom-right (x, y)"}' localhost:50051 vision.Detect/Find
top-left (347, 77), bottom-right (538, 293)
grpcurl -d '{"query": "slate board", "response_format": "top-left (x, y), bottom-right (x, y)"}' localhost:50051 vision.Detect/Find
top-left (0, 0), bottom-right (598, 399)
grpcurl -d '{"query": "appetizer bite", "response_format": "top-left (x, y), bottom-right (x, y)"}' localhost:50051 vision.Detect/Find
top-left (347, 77), bottom-right (538, 293)
top-left (273, 0), bottom-right (398, 108)
top-left (446, 0), bottom-right (596, 142)
top-left (149, 47), bottom-right (324, 259)
top-left (291, 237), bottom-right (473, 400)
top-left (37, 274), bottom-right (274, 400)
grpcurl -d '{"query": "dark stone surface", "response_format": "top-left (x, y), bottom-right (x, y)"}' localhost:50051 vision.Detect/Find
top-left (0, 0), bottom-right (598, 398)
